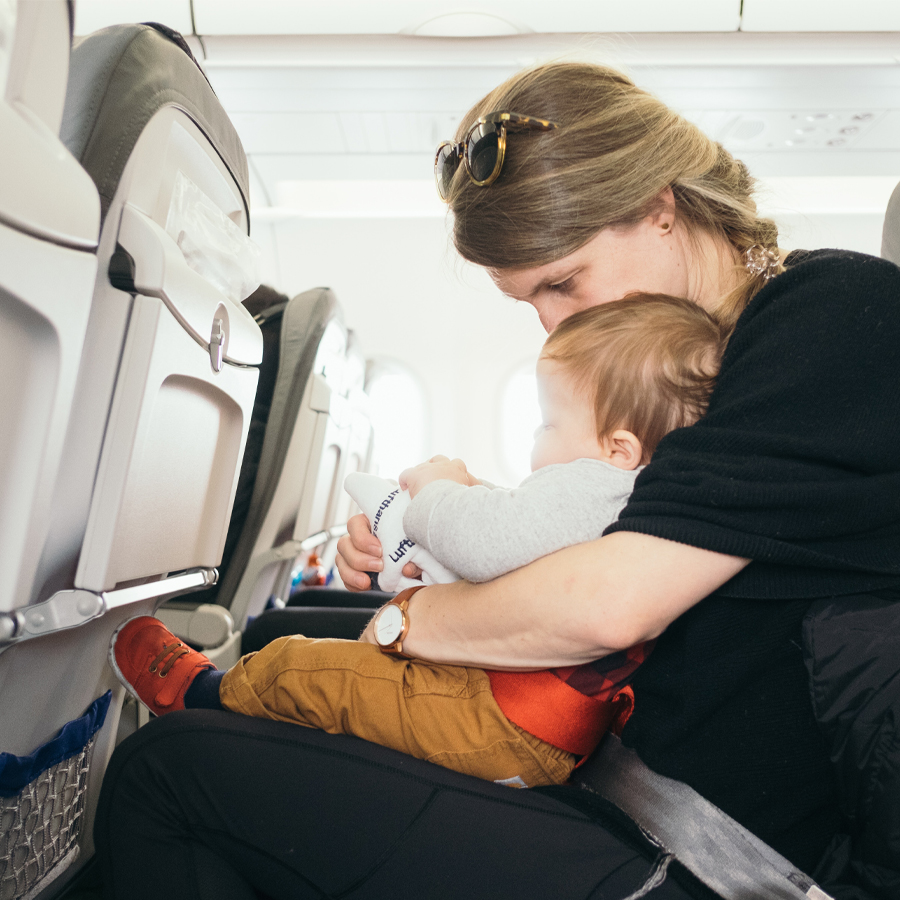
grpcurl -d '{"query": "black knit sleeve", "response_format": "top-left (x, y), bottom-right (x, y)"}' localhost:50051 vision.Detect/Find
top-left (607, 250), bottom-right (900, 599)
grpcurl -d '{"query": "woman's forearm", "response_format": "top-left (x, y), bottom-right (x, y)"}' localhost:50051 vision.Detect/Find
top-left (370, 531), bottom-right (748, 669)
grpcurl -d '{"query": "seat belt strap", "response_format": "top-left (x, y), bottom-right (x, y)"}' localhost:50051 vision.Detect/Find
top-left (486, 670), bottom-right (633, 756)
top-left (574, 735), bottom-right (834, 900)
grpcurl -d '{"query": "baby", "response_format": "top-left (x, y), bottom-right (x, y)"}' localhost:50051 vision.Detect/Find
top-left (110, 293), bottom-right (727, 788)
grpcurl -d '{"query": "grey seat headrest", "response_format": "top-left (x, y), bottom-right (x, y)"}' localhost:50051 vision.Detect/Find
top-left (60, 23), bottom-right (249, 227)
top-left (882, 181), bottom-right (900, 266)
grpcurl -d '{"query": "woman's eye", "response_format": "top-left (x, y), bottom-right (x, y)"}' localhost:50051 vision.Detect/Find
top-left (549, 278), bottom-right (573, 294)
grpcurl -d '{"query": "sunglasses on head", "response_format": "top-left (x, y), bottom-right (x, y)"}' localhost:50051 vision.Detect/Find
top-left (434, 111), bottom-right (558, 202)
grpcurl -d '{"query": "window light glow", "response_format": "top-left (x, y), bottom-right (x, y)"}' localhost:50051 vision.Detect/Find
top-left (366, 360), bottom-right (428, 483)
top-left (498, 359), bottom-right (541, 486)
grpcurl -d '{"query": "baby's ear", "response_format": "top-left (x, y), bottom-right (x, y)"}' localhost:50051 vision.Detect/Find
top-left (603, 430), bottom-right (644, 471)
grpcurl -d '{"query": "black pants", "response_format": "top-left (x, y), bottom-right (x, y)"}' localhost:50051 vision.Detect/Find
top-left (94, 710), bottom-right (699, 900)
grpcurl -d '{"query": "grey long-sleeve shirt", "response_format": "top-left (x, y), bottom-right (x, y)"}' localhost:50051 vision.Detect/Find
top-left (402, 458), bottom-right (640, 583)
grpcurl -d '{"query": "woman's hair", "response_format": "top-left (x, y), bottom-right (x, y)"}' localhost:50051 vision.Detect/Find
top-left (541, 293), bottom-right (728, 461)
top-left (448, 62), bottom-right (781, 326)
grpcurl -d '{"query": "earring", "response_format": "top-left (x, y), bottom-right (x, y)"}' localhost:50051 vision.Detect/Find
top-left (744, 245), bottom-right (780, 281)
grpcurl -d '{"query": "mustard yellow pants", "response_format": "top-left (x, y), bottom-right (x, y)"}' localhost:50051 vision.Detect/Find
top-left (219, 636), bottom-right (576, 787)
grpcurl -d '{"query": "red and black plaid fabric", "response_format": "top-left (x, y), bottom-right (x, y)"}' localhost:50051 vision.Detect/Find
top-left (550, 640), bottom-right (654, 700)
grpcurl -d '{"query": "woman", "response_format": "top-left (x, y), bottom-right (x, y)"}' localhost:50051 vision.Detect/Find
top-left (95, 63), bottom-right (900, 899)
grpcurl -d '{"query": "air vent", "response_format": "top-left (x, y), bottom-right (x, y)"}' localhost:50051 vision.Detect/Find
top-left (728, 119), bottom-right (766, 142)
top-left (687, 110), bottom-right (885, 152)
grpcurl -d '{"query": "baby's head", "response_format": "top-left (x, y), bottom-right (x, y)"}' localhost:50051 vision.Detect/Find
top-left (532, 294), bottom-right (728, 472)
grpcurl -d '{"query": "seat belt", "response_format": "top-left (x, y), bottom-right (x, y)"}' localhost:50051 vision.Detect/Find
top-left (574, 736), bottom-right (834, 900)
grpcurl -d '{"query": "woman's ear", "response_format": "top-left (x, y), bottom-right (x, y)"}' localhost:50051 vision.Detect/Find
top-left (602, 430), bottom-right (645, 470)
top-left (649, 186), bottom-right (676, 235)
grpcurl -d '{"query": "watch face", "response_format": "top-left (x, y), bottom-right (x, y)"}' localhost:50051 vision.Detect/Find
top-left (375, 604), bottom-right (404, 646)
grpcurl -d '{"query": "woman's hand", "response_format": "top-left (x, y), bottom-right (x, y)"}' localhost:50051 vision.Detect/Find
top-left (337, 455), bottom-right (478, 590)
top-left (335, 514), bottom-right (423, 590)
top-left (399, 455), bottom-right (479, 499)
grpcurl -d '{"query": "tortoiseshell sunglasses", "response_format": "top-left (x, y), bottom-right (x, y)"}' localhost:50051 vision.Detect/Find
top-left (434, 111), bottom-right (558, 202)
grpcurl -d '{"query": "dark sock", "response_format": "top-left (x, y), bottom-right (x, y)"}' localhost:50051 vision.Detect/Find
top-left (183, 668), bottom-right (225, 710)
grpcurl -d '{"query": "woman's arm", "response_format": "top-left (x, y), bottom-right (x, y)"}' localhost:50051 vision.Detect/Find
top-left (361, 531), bottom-right (748, 669)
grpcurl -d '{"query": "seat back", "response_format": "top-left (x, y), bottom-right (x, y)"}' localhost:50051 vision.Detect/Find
top-left (882, 181), bottom-right (900, 266)
top-left (0, 0), bottom-right (100, 616)
top-left (0, 22), bottom-right (260, 898)
top-left (29, 23), bottom-right (260, 603)
top-left (219, 288), bottom-right (371, 629)
top-left (160, 287), bottom-right (373, 665)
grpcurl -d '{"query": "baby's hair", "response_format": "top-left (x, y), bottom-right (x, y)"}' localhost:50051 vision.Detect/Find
top-left (541, 294), bottom-right (728, 462)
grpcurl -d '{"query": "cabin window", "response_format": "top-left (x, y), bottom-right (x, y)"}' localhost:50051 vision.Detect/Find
top-left (498, 358), bottom-right (541, 485)
top-left (366, 359), bottom-right (428, 482)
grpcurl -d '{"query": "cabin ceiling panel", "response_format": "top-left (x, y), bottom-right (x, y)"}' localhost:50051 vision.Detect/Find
top-left (199, 32), bottom-right (900, 200)
top-left (741, 0), bottom-right (900, 32)
top-left (192, 1), bottom-right (740, 37)
top-left (856, 112), bottom-right (900, 150)
top-left (207, 61), bottom-right (900, 157)
top-left (74, 0), bottom-right (192, 35)
top-left (199, 33), bottom-right (900, 69)
top-left (250, 154), bottom-right (433, 188)
top-left (228, 112), bottom-right (346, 154)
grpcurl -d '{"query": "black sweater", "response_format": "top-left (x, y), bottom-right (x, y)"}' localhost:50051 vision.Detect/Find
top-left (607, 250), bottom-right (900, 873)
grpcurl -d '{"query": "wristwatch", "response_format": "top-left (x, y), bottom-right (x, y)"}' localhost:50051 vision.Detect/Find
top-left (373, 586), bottom-right (425, 657)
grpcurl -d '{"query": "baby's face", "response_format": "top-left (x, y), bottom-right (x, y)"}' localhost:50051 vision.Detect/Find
top-left (531, 357), bottom-right (605, 471)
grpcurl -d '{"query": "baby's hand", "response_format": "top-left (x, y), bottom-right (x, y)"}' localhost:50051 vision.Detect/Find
top-left (399, 455), bottom-right (476, 498)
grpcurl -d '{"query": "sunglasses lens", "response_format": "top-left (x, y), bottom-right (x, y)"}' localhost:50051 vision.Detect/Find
top-left (435, 144), bottom-right (460, 201)
top-left (467, 125), bottom-right (501, 184)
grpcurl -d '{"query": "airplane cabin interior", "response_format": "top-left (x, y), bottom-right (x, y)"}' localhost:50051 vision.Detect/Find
top-left (1, 1), bottom-right (899, 898)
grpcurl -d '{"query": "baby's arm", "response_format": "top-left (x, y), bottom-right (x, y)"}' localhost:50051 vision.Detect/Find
top-left (403, 460), bottom-right (638, 583)
top-left (399, 456), bottom-right (480, 497)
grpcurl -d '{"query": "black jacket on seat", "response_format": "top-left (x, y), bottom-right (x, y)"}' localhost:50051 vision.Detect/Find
top-left (803, 595), bottom-right (900, 899)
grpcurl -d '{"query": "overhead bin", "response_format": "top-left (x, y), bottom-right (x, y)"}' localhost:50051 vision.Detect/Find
top-left (742, 0), bottom-right (900, 32)
top-left (73, 0), bottom-right (193, 37)
top-left (192, 0), bottom-right (742, 36)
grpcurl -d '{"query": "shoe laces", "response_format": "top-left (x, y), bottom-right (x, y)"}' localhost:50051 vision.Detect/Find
top-left (148, 642), bottom-right (190, 677)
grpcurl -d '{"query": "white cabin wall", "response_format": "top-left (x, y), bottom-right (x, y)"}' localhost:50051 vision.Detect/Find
top-left (775, 213), bottom-right (885, 257)
top-left (264, 216), bottom-right (545, 486)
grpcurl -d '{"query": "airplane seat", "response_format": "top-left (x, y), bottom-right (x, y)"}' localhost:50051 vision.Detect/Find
top-left (232, 324), bottom-right (382, 657)
top-left (0, 20), bottom-right (261, 900)
top-left (0, 0), bottom-right (99, 623)
top-left (881, 180), bottom-right (900, 266)
top-left (159, 286), bottom-right (376, 669)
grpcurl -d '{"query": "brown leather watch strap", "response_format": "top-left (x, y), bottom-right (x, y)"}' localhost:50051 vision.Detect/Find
top-left (376, 584), bottom-right (426, 658)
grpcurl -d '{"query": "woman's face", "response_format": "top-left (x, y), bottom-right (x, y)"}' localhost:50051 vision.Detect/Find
top-left (489, 210), bottom-right (694, 333)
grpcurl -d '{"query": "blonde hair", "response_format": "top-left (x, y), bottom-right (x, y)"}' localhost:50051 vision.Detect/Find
top-left (448, 62), bottom-right (781, 327)
top-left (541, 294), bottom-right (728, 461)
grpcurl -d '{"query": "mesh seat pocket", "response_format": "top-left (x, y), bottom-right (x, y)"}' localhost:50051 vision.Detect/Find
top-left (0, 692), bottom-right (111, 900)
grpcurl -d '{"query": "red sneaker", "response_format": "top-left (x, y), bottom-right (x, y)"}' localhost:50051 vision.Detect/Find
top-left (109, 616), bottom-right (214, 716)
